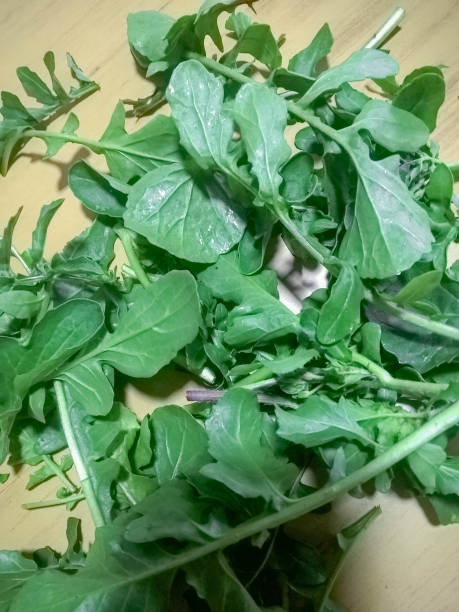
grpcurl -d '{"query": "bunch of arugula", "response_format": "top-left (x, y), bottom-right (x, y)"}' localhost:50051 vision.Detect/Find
top-left (0, 1), bottom-right (458, 610)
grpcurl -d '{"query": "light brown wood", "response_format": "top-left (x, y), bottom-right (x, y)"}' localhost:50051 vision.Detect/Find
top-left (0, 1), bottom-right (458, 610)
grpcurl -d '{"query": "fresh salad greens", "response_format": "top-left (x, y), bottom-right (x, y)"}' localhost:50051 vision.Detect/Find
top-left (0, 1), bottom-right (458, 610)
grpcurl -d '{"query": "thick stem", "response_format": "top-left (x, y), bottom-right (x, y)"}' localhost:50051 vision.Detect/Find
top-left (42, 455), bottom-right (77, 493)
top-left (23, 493), bottom-right (85, 510)
top-left (53, 381), bottom-right (105, 528)
top-left (351, 351), bottom-right (448, 397)
top-left (363, 8), bottom-right (405, 49)
top-left (366, 291), bottom-right (459, 342)
top-left (120, 399), bottom-right (459, 581)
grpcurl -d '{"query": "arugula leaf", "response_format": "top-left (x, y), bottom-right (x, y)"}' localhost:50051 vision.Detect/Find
top-left (339, 137), bottom-right (433, 278)
top-left (317, 265), bottom-right (363, 345)
top-left (68, 161), bottom-right (128, 218)
top-left (21, 198), bottom-right (63, 266)
top-left (276, 396), bottom-right (373, 448)
top-left (59, 360), bottom-right (114, 417)
top-left (348, 99), bottom-right (429, 152)
top-left (167, 60), bottom-right (235, 172)
top-left (393, 66), bottom-right (445, 131)
top-left (299, 49), bottom-right (398, 106)
top-left (223, 21), bottom-right (282, 70)
top-left (393, 270), bottom-right (443, 306)
top-left (94, 271), bottom-right (201, 377)
top-left (233, 82), bottom-right (291, 201)
top-left (0, 552), bottom-right (38, 610)
top-left (201, 389), bottom-right (297, 508)
top-left (0, 290), bottom-right (44, 319)
top-left (288, 23), bottom-right (333, 77)
top-left (127, 11), bottom-right (175, 68)
top-left (199, 252), bottom-right (299, 346)
top-left (124, 163), bottom-right (246, 263)
top-left (152, 405), bottom-right (211, 484)
top-left (185, 552), bottom-right (261, 611)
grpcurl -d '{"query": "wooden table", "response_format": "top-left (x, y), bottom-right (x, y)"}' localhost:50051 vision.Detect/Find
top-left (0, 1), bottom-right (458, 610)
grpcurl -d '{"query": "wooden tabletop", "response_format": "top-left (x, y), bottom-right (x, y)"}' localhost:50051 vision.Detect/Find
top-left (0, 1), bottom-right (458, 610)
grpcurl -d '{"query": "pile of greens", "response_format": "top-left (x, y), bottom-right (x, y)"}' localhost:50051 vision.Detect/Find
top-left (1, 2), bottom-right (458, 610)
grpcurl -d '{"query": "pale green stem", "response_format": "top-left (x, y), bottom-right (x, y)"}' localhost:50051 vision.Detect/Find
top-left (11, 246), bottom-right (31, 274)
top-left (23, 492), bottom-right (85, 510)
top-left (42, 454), bottom-right (77, 493)
top-left (351, 351), bottom-right (448, 396)
top-left (53, 380), bottom-right (105, 528)
top-left (363, 8), bottom-right (405, 49)
top-left (116, 228), bottom-right (151, 289)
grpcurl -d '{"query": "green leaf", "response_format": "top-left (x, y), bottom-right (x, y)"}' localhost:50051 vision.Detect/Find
top-left (16, 66), bottom-right (56, 105)
top-left (429, 495), bottom-right (459, 525)
top-left (167, 60), bottom-right (235, 172)
top-left (100, 102), bottom-right (182, 182)
top-left (0, 474), bottom-right (9, 484)
top-left (125, 480), bottom-right (226, 544)
top-left (393, 66), bottom-right (445, 131)
top-left (26, 455), bottom-right (73, 490)
top-left (436, 458), bottom-right (459, 495)
top-left (127, 10), bottom-right (175, 67)
top-left (258, 346), bottom-right (318, 375)
top-left (288, 23), bottom-right (333, 77)
top-left (194, 0), bottom-right (243, 51)
top-left (15, 299), bottom-right (104, 393)
top-left (152, 405), bottom-right (211, 484)
top-left (233, 82), bottom-right (290, 201)
top-left (238, 208), bottom-right (274, 274)
top-left (280, 152), bottom-right (314, 202)
top-left (199, 252), bottom-right (299, 346)
top-left (59, 360), bottom-right (114, 416)
top-left (349, 99), bottom-right (429, 152)
top-left (55, 217), bottom-right (116, 273)
top-left (317, 265), bottom-right (363, 345)
top-left (393, 270), bottom-right (443, 306)
top-left (299, 49), bottom-right (398, 106)
top-left (124, 163), bottom-right (245, 263)
top-left (0, 551), bottom-right (38, 610)
top-left (276, 396), bottom-right (373, 448)
top-left (43, 113), bottom-right (80, 159)
top-left (10, 520), bottom-right (175, 612)
top-left (222, 23), bottom-right (282, 70)
top-left (407, 442), bottom-right (446, 492)
top-left (339, 137), bottom-right (432, 279)
top-left (0, 208), bottom-right (22, 272)
top-left (201, 389), bottom-right (297, 508)
top-left (0, 290), bottom-right (44, 319)
top-left (22, 198), bottom-right (63, 265)
top-left (95, 271), bottom-right (201, 377)
top-left (426, 163), bottom-right (453, 205)
top-left (68, 160), bottom-right (128, 217)
top-left (185, 552), bottom-right (261, 611)
top-left (360, 322), bottom-right (382, 364)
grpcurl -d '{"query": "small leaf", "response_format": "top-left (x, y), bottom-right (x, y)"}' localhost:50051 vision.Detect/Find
top-left (393, 270), bottom-right (443, 306)
top-left (0, 290), bottom-right (44, 319)
top-left (393, 66), bottom-right (445, 131)
top-left (68, 160), bottom-right (128, 217)
top-left (288, 23), bottom-right (333, 77)
top-left (317, 265), bottom-right (363, 345)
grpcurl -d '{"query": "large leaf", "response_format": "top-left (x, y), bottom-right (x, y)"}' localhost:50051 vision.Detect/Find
top-left (201, 389), bottom-right (297, 508)
top-left (276, 396), bottom-right (373, 448)
top-left (94, 271), bottom-right (201, 377)
top-left (339, 137), bottom-right (432, 279)
top-left (199, 252), bottom-right (299, 346)
top-left (124, 163), bottom-right (245, 263)
top-left (152, 405), bottom-right (211, 484)
top-left (167, 60), bottom-right (235, 171)
top-left (349, 99), bottom-right (429, 152)
top-left (299, 49), bottom-right (398, 106)
top-left (317, 265), bottom-right (363, 345)
top-left (233, 82), bottom-right (290, 201)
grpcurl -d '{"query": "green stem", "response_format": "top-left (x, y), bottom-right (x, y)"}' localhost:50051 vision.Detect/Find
top-left (366, 291), bottom-right (459, 342)
top-left (42, 455), bottom-right (77, 493)
top-left (351, 351), bottom-right (448, 397)
top-left (53, 381), bottom-right (105, 528)
top-left (116, 228), bottom-right (151, 289)
top-left (23, 492), bottom-right (85, 510)
top-left (119, 399), bottom-right (459, 581)
top-left (232, 366), bottom-right (274, 388)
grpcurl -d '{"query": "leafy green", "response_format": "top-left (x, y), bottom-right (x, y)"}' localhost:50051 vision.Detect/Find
top-left (288, 23), bottom-right (333, 77)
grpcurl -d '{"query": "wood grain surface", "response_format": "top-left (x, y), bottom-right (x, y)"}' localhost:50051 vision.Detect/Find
top-left (0, 1), bottom-right (458, 610)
